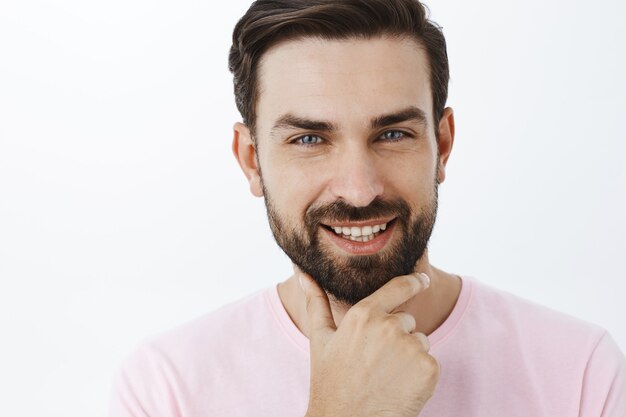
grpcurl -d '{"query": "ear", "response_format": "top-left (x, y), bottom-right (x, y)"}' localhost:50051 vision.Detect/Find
top-left (232, 122), bottom-right (264, 197)
top-left (435, 107), bottom-right (455, 184)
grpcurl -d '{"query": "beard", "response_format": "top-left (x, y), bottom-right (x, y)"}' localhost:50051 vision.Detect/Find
top-left (262, 173), bottom-right (439, 308)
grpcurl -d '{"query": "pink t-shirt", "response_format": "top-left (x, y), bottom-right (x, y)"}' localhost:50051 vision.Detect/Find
top-left (108, 276), bottom-right (626, 416)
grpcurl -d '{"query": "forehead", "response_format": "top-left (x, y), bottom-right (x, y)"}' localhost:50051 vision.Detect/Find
top-left (255, 36), bottom-right (433, 134)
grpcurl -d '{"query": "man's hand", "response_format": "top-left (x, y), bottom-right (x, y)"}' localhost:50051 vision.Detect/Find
top-left (299, 271), bottom-right (439, 417)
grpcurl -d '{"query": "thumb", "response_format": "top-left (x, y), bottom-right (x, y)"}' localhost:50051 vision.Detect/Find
top-left (297, 271), bottom-right (336, 343)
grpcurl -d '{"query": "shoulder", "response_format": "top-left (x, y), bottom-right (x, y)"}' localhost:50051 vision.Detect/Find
top-left (464, 276), bottom-right (608, 356)
top-left (143, 285), bottom-right (272, 357)
top-left (109, 286), bottom-right (275, 415)
top-left (117, 285), bottom-right (273, 378)
top-left (454, 276), bottom-right (626, 413)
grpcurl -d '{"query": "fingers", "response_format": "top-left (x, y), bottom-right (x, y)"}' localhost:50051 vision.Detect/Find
top-left (298, 270), bottom-right (337, 342)
top-left (358, 272), bottom-right (430, 314)
top-left (389, 313), bottom-right (430, 353)
top-left (295, 265), bottom-right (431, 349)
top-left (413, 332), bottom-right (430, 352)
top-left (390, 311), bottom-right (417, 333)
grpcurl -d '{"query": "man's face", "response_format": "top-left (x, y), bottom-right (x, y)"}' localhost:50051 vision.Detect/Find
top-left (250, 36), bottom-right (445, 307)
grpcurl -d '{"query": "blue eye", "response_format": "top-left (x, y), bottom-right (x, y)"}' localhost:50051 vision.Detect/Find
top-left (295, 134), bottom-right (323, 146)
top-left (380, 130), bottom-right (407, 141)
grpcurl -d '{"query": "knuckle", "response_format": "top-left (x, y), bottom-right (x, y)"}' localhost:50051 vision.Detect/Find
top-left (419, 354), bottom-right (441, 379)
top-left (347, 304), bottom-right (371, 323)
top-left (400, 274), bottom-right (419, 291)
top-left (380, 316), bottom-right (400, 335)
top-left (415, 332), bottom-right (430, 351)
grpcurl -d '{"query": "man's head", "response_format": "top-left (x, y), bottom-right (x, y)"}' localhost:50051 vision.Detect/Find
top-left (229, 0), bottom-right (455, 308)
top-left (229, 0), bottom-right (450, 138)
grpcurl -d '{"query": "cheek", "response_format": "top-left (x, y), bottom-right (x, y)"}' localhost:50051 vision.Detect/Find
top-left (260, 154), bottom-right (326, 220)
top-left (383, 157), bottom-right (436, 196)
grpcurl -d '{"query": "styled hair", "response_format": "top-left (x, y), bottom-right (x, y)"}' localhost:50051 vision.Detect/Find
top-left (228, 0), bottom-right (449, 137)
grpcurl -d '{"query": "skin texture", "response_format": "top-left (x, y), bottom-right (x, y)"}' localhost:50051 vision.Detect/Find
top-left (232, 36), bottom-right (462, 415)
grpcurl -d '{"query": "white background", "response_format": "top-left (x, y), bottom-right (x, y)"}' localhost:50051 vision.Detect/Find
top-left (1, 0), bottom-right (625, 415)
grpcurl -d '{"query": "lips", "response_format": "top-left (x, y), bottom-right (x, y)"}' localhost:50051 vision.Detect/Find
top-left (320, 219), bottom-right (397, 255)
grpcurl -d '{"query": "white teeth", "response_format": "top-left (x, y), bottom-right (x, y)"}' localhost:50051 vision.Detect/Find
top-left (328, 222), bottom-right (390, 238)
top-left (344, 232), bottom-right (378, 242)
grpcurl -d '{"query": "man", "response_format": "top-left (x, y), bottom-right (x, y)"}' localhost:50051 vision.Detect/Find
top-left (108, 0), bottom-right (626, 416)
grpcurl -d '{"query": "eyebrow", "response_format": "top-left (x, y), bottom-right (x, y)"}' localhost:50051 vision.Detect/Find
top-left (270, 105), bottom-right (428, 137)
top-left (370, 106), bottom-right (427, 130)
top-left (271, 114), bottom-right (336, 135)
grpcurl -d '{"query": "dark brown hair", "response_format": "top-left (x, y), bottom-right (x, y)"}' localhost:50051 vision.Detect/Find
top-left (228, 0), bottom-right (449, 137)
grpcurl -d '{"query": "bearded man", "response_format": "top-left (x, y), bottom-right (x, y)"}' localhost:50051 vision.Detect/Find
top-left (108, 1), bottom-right (626, 416)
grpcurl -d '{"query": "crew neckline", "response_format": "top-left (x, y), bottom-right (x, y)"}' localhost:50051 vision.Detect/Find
top-left (265, 275), bottom-right (475, 354)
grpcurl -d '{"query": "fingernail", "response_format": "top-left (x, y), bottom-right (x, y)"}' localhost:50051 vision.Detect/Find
top-left (418, 272), bottom-right (430, 288)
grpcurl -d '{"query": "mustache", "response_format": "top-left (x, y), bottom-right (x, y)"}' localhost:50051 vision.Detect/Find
top-left (304, 197), bottom-right (411, 229)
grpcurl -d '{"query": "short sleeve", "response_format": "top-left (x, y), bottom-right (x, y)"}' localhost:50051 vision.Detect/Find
top-left (107, 342), bottom-right (182, 417)
top-left (579, 331), bottom-right (626, 417)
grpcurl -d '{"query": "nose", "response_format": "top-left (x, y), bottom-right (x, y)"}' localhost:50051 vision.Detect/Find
top-left (327, 145), bottom-right (384, 207)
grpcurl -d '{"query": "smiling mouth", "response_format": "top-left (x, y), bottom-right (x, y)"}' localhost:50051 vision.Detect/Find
top-left (321, 219), bottom-right (396, 242)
